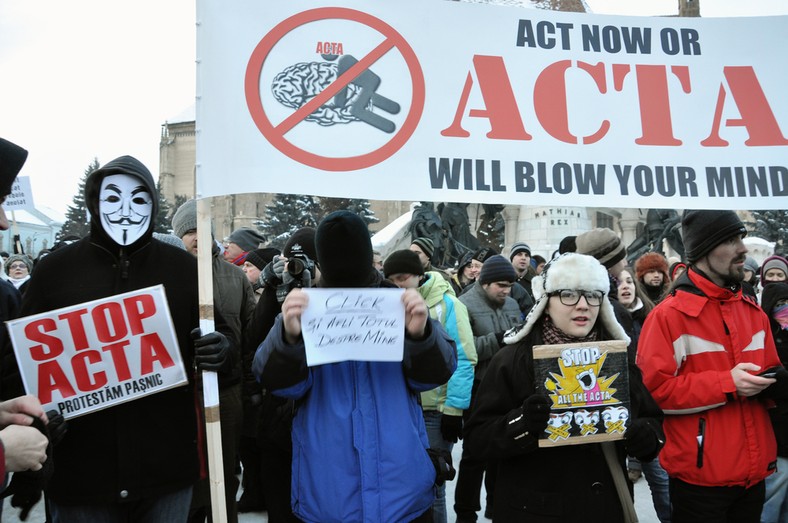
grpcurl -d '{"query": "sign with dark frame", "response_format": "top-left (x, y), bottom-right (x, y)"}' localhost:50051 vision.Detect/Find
top-left (533, 340), bottom-right (629, 447)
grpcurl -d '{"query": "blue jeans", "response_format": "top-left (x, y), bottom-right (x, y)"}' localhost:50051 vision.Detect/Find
top-left (763, 456), bottom-right (788, 523)
top-left (642, 457), bottom-right (671, 523)
top-left (49, 485), bottom-right (193, 523)
top-left (423, 410), bottom-right (453, 523)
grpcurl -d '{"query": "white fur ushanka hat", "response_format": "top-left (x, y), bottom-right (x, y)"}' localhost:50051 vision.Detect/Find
top-left (504, 253), bottom-right (630, 345)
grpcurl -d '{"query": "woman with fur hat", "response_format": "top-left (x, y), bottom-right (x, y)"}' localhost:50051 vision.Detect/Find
top-left (464, 253), bottom-right (664, 522)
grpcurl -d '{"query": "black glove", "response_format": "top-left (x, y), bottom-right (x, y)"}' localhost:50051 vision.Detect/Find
top-left (440, 414), bottom-right (463, 443)
top-left (624, 418), bottom-right (662, 460)
top-left (261, 257), bottom-right (285, 288)
top-left (523, 394), bottom-right (551, 437)
top-left (192, 328), bottom-right (231, 372)
top-left (7, 473), bottom-right (42, 521)
top-left (494, 331), bottom-right (506, 347)
top-left (46, 409), bottom-right (67, 446)
top-left (761, 367), bottom-right (788, 400)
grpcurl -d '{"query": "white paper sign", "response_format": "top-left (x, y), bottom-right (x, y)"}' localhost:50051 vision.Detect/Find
top-left (4, 176), bottom-right (35, 211)
top-left (301, 288), bottom-right (405, 366)
top-left (6, 285), bottom-right (188, 419)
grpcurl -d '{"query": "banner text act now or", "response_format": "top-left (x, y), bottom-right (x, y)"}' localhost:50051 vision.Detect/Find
top-left (196, 0), bottom-right (787, 210)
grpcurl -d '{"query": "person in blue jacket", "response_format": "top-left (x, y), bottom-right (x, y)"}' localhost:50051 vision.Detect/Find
top-left (254, 211), bottom-right (458, 523)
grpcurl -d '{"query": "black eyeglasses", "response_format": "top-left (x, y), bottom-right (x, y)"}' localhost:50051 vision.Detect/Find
top-left (550, 289), bottom-right (604, 307)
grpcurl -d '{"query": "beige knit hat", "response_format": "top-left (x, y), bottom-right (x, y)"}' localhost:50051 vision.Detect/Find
top-left (575, 228), bottom-right (626, 269)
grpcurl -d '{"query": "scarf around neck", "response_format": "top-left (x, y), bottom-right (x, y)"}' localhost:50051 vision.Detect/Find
top-left (541, 314), bottom-right (599, 345)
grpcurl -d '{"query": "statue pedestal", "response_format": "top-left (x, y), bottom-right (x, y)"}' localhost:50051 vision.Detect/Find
top-left (514, 206), bottom-right (592, 259)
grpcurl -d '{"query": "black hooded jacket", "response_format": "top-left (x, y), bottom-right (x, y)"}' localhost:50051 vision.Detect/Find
top-left (6, 156), bottom-right (203, 505)
top-left (762, 282), bottom-right (788, 456)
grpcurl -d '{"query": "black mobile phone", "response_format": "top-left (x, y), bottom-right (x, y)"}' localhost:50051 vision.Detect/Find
top-left (758, 367), bottom-right (781, 379)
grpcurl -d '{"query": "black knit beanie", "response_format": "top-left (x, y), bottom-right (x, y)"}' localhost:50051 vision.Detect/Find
top-left (246, 247), bottom-right (281, 271)
top-left (284, 227), bottom-right (317, 261)
top-left (0, 137), bottom-right (28, 197)
top-left (316, 211), bottom-right (373, 288)
top-left (478, 254), bottom-right (516, 285)
top-left (558, 235), bottom-right (577, 254)
top-left (472, 247), bottom-right (498, 263)
top-left (682, 210), bottom-right (746, 264)
top-left (383, 249), bottom-right (424, 278)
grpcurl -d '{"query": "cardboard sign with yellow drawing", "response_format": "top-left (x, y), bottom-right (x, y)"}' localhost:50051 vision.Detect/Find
top-left (533, 340), bottom-right (630, 448)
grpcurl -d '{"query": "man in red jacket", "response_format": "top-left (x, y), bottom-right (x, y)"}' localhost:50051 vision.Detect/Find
top-left (638, 210), bottom-right (786, 523)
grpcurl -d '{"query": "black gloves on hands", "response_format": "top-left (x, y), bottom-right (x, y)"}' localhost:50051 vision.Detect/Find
top-left (624, 418), bottom-right (664, 461)
top-left (46, 409), bottom-right (67, 446)
top-left (192, 328), bottom-right (232, 373)
top-left (523, 394), bottom-right (551, 437)
top-left (440, 414), bottom-right (464, 443)
top-left (261, 257), bottom-right (286, 288)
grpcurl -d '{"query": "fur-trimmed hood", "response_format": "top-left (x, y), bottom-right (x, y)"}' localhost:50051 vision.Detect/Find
top-left (504, 253), bottom-right (630, 345)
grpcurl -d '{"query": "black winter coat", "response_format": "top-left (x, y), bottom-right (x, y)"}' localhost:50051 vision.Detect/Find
top-left (6, 156), bottom-right (203, 505)
top-left (464, 325), bottom-right (664, 523)
top-left (762, 282), bottom-right (788, 457)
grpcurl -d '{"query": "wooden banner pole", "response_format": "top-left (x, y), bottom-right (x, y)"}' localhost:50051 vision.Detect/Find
top-left (196, 197), bottom-right (227, 523)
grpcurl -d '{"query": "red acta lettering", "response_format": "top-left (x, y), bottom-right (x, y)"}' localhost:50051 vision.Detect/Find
top-left (315, 41), bottom-right (344, 55)
top-left (442, 57), bottom-right (786, 147)
top-left (37, 361), bottom-right (76, 404)
top-left (139, 333), bottom-right (176, 374)
top-left (24, 319), bottom-right (64, 361)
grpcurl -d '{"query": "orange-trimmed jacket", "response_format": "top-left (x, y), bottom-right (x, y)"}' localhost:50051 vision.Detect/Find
top-left (638, 268), bottom-right (779, 487)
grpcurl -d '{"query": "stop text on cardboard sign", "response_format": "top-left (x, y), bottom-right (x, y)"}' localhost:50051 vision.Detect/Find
top-left (23, 294), bottom-right (177, 404)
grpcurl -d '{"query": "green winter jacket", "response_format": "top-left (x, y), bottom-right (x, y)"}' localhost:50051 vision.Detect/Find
top-left (418, 272), bottom-right (477, 415)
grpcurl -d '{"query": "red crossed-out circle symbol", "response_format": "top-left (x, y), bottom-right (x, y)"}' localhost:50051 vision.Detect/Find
top-left (244, 7), bottom-right (425, 172)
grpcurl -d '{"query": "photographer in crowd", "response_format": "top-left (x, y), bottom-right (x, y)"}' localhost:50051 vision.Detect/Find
top-left (242, 228), bottom-right (318, 521)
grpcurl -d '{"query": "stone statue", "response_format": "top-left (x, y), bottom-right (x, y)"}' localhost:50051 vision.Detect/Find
top-left (626, 209), bottom-right (685, 263)
top-left (477, 204), bottom-right (505, 252)
top-left (409, 202), bottom-right (446, 265)
top-left (438, 202), bottom-right (480, 267)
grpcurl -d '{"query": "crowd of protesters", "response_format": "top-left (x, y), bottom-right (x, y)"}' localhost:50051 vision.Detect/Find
top-left (3, 136), bottom-right (788, 523)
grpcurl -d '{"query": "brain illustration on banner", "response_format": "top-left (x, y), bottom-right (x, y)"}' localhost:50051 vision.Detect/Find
top-left (272, 57), bottom-right (400, 132)
top-left (533, 340), bottom-right (630, 447)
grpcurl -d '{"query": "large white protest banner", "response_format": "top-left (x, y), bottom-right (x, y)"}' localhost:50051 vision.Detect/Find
top-left (196, 0), bottom-right (787, 210)
top-left (6, 285), bottom-right (188, 419)
top-left (301, 288), bottom-right (405, 366)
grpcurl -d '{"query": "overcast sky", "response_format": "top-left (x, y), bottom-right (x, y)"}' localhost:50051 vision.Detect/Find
top-left (1, 0), bottom-right (785, 215)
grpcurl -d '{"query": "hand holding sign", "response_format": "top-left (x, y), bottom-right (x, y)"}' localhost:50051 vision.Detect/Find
top-left (282, 288), bottom-right (309, 344)
top-left (402, 288), bottom-right (428, 339)
top-left (192, 329), bottom-right (232, 373)
top-left (0, 395), bottom-right (47, 427)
